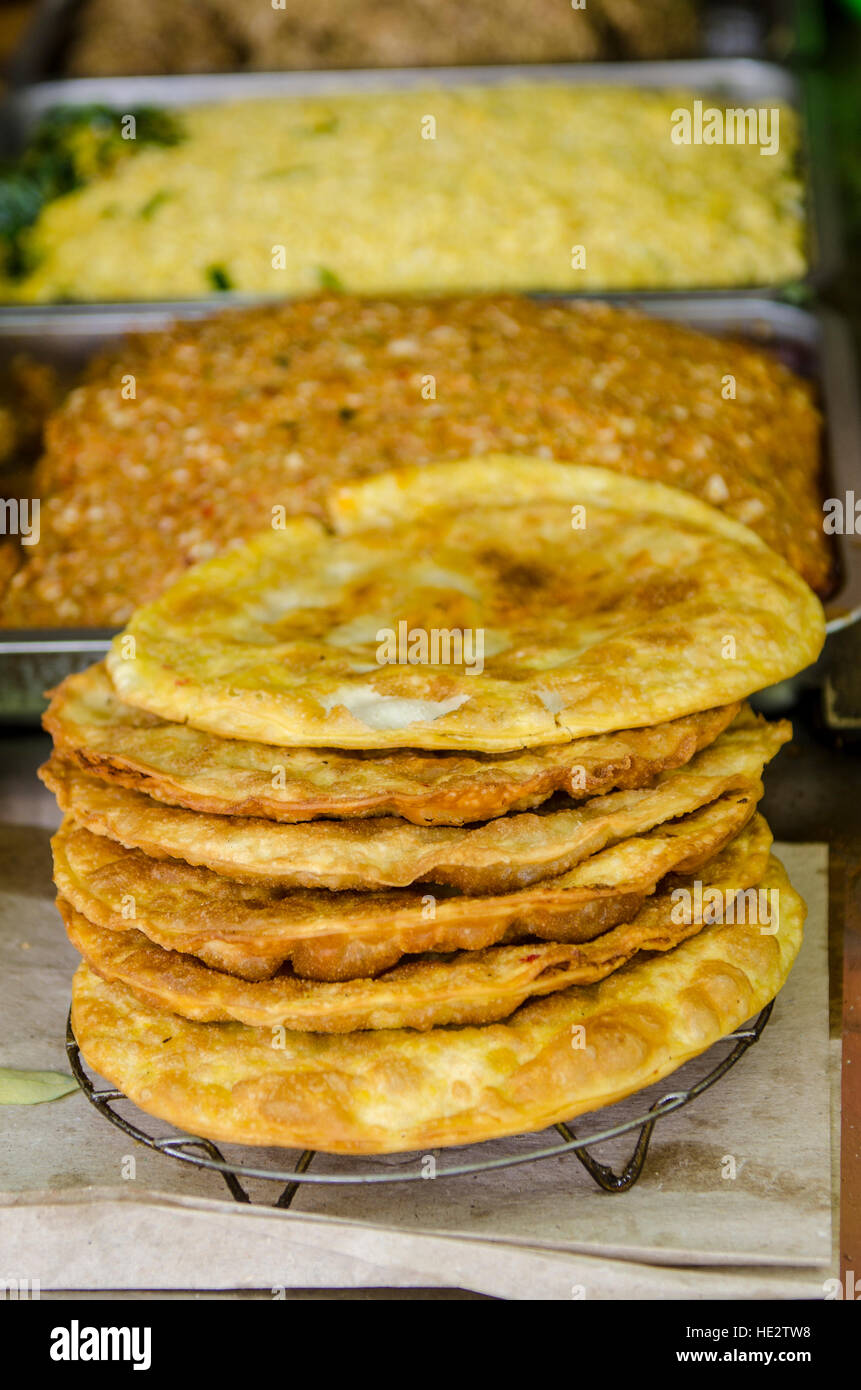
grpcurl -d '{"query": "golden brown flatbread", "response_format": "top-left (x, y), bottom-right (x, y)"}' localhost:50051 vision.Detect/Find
top-left (60, 815), bottom-right (773, 1032)
top-left (52, 797), bottom-right (766, 982)
top-left (106, 458), bottom-right (825, 752)
top-left (69, 854), bottom-right (804, 1152)
top-left (43, 664), bottom-right (739, 826)
top-left (40, 713), bottom-right (788, 892)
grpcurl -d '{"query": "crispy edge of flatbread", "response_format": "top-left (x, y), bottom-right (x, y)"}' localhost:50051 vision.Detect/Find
top-left (59, 811), bottom-right (774, 1032)
top-left (43, 664), bottom-right (740, 826)
top-left (39, 715), bottom-right (789, 892)
top-left (51, 793), bottom-right (763, 982)
top-left (69, 854), bottom-right (804, 1153)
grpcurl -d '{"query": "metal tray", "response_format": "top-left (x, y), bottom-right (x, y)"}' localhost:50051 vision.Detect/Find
top-left (0, 59), bottom-right (838, 302)
top-left (2, 1), bottom-right (822, 88)
top-left (0, 294), bottom-right (857, 721)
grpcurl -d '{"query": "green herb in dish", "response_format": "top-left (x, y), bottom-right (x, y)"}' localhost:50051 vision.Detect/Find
top-left (0, 104), bottom-right (184, 278)
top-left (206, 264), bottom-right (234, 291)
top-left (317, 265), bottom-right (344, 290)
top-left (139, 189), bottom-right (174, 220)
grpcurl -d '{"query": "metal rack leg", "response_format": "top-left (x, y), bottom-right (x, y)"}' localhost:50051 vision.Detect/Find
top-left (276, 1150), bottom-right (316, 1208)
top-left (161, 1139), bottom-right (252, 1204)
top-left (555, 1117), bottom-right (657, 1193)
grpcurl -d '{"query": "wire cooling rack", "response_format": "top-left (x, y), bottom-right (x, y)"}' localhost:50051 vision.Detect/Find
top-left (66, 1001), bottom-right (773, 1207)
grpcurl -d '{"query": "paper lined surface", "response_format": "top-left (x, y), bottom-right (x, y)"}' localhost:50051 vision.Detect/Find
top-left (0, 825), bottom-right (834, 1295)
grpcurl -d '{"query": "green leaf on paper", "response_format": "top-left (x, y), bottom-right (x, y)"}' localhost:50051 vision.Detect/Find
top-left (0, 1068), bottom-right (78, 1105)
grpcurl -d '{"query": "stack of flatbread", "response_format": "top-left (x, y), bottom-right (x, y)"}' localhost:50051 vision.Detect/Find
top-left (42, 458), bottom-right (825, 1154)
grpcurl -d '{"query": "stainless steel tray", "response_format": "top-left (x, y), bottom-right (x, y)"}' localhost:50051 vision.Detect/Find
top-left (3, 1), bottom-right (820, 87)
top-left (0, 59), bottom-right (837, 302)
top-left (0, 294), bottom-right (856, 721)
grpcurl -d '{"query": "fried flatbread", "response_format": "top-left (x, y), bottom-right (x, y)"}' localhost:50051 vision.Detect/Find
top-left (106, 458), bottom-right (825, 751)
top-left (52, 798), bottom-right (767, 982)
top-left (44, 664), bottom-right (740, 826)
top-left (40, 714), bottom-right (788, 893)
top-left (60, 813), bottom-right (771, 1032)
top-left (69, 854), bottom-right (804, 1152)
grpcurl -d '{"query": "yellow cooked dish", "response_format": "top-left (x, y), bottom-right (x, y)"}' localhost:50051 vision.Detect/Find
top-left (2, 86), bottom-right (805, 301)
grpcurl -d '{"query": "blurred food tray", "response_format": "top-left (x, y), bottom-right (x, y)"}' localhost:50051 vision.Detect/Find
top-left (0, 295), bottom-right (857, 721)
top-left (0, 60), bottom-right (840, 301)
top-left (3, 1), bottom-right (823, 86)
